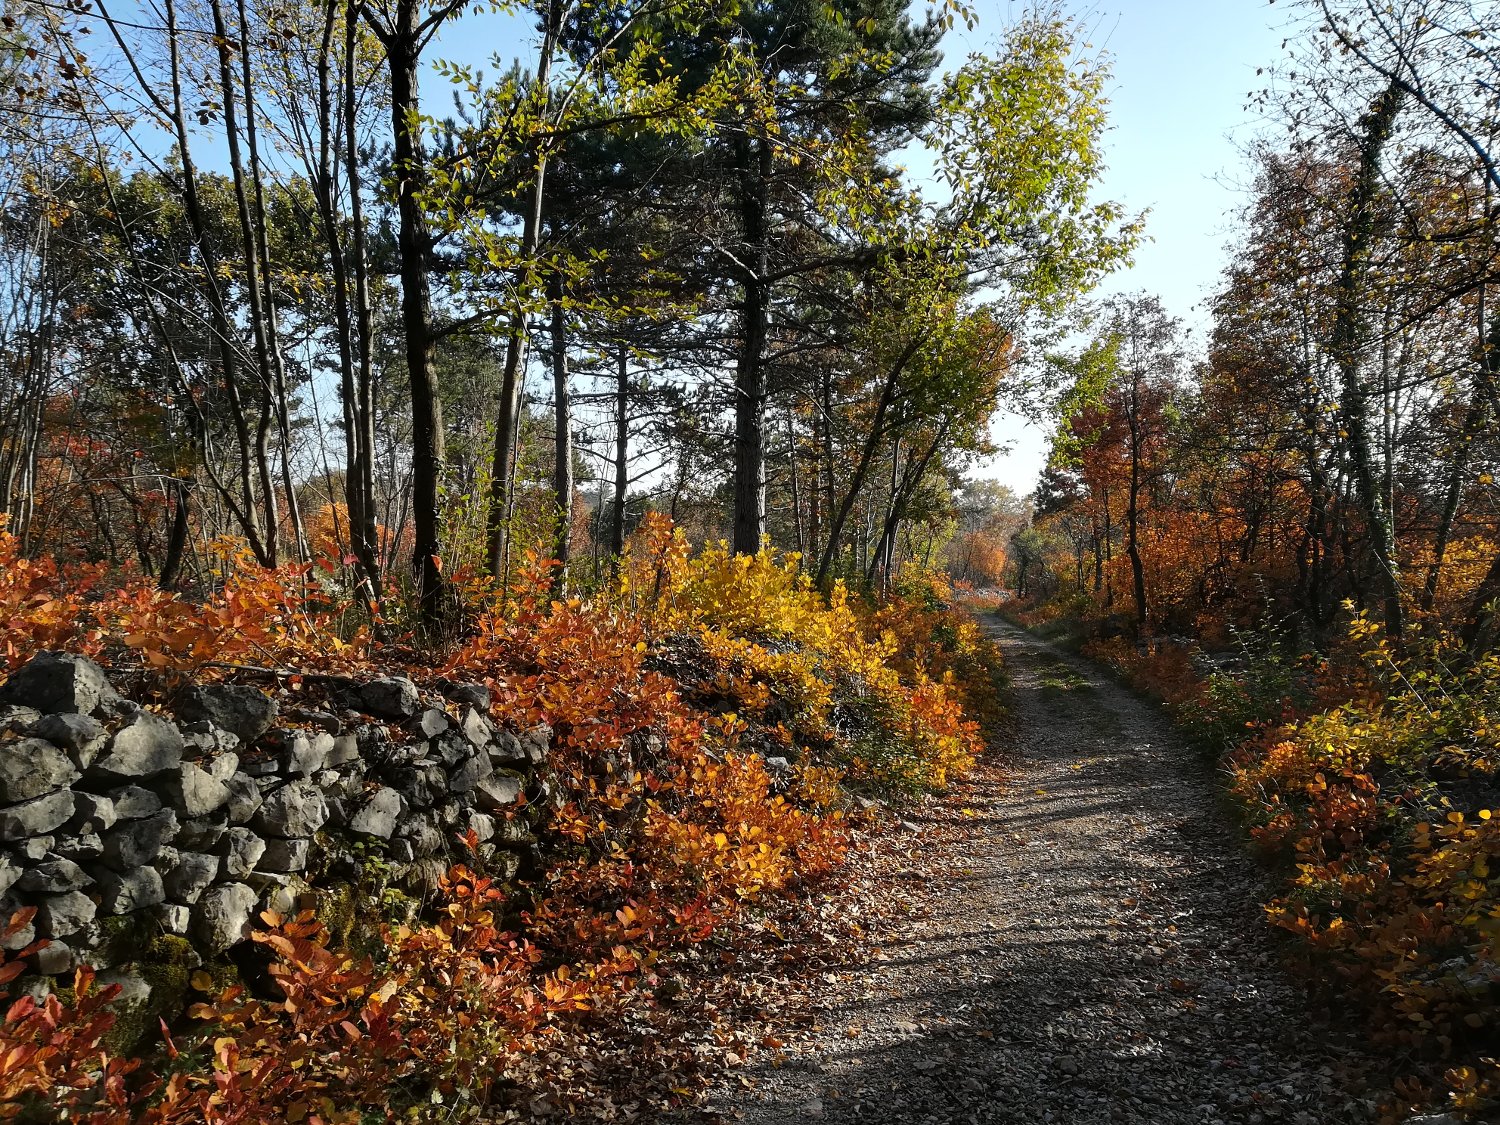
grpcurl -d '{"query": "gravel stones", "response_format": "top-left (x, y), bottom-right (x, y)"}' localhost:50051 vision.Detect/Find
top-left (715, 619), bottom-right (1385, 1125)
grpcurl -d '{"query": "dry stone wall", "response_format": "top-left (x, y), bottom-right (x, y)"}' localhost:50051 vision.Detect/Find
top-left (0, 651), bottom-right (554, 981)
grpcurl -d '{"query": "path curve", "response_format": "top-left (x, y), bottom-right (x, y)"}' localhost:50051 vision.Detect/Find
top-left (719, 616), bottom-right (1381, 1125)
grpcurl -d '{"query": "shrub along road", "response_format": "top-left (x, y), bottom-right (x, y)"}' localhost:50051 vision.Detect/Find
top-left (712, 616), bottom-right (1384, 1124)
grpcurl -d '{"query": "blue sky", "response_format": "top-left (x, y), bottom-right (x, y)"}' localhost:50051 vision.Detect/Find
top-left (965, 0), bottom-right (1290, 493)
top-left (431, 0), bottom-right (1291, 495)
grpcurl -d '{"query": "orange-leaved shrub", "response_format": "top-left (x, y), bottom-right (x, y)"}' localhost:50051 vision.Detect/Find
top-left (0, 516), bottom-right (1002, 1120)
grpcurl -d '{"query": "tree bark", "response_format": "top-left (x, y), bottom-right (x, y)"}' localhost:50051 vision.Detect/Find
top-left (731, 133), bottom-right (772, 555)
top-left (814, 337), bottom-right (920, 585)
top-left (373, 0), bottom-right (446, 625)
top-left (1331, 80), bottom-right (1406, 638)
top-left (548, 272), bottom-right (572, 589)
top-left (611, 340), bottom-right (629, 561)
top-left (485, 0), bottom-right (562, 575)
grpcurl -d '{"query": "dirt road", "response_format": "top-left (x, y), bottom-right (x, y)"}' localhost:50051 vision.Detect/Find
top-left (717, 617), bottom-right (1382, 1125)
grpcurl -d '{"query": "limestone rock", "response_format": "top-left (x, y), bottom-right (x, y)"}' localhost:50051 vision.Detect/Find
top-left (158, 761), bottom-right (230, 818)
top-left (36, 890), bottom-right (96, 938)
top-left (0, 917), bottom-right (35, 950)
top-left (108, 785), bottom-right (162, 821)
top-left (55, 833), bottom-right (102, 863)
top-left (0, 652), bottom-right (123, 719)
top-left (19, 857), bottom-right (91, 895)
top-left (461, 707), bottom-right (494, 750)
top-left (192, 882), bottom-right (257, 952)
top-left (219, 827), bottom-right (265, 879)
top-left (474, 772), bottom-right (524, 812)
top-left (0, 737), bottom-right (79, 803)
top-left (34, 940), bottom-right (74, 975)
top-left (359, 676), bottom-right (419, 720)
top-left (412, 708), bottom-right (450, 739)
top-left (101, 808), bottom-right (178, 870)
top-left (161, 850), bottom-right (220, 904)
top-left (174, 815), bottom-right (228, 851)
top-left (223, 773), bottom-right (263, 824)
top-left (10, 834), bottom-right (54, 861)
top-left (489, 728), bottom-right (527, 765)
top-left (95, 866), bottom-right (166, 914)
top-left (90, 711), bottom-right (183, 782)
top-left (153, 903), bottom-right (191, 935)
top-left (446, 682), bottom-right (490, 712)
top-left (174, 683), bottom-right (278, 745)
top-left (0, 855), bottom-right (18, 896)
top-left (276, 731), bottom-right (328, 777)
top-left (251, 781), bottom-right (328, 838)
top-left (0, 790), bottom-right (75, 839)
top-left (327, 733), bottom-right (360, 767)
top-left (448, 749), bottom-right (492, 794)
top-left (68, 792), bottom-right (117, 834)
top-left (519, 724), bottom-right (552, 762)
top-left (258, 836), bottom-right (310, 873)
top-left (349, 787), bottom-right (404, 839)
top-left (26, 712), bottom-right (107, 769)
top-left (0, 706), bottom-right (42, 735)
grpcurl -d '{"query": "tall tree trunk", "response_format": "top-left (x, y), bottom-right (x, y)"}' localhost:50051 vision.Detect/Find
top-left (208, 0), bottom-right (282, 561)
top-left (345, 3), bottom-right (381, 597)
top-left (235, 0), bottom-right (307, 560)
top-left (1124, 380), bottom-right (1148, 634)
top-left (1332, 80), bottom-right (1406, 638)
top-left (162, 0), bottom-right (270, 564)
top-left (312, 0), bottom-right (379, 601)
top-left (159, 478), bottom-right (192, 590)
top-left (548, 272), bottom-right (572, 590)
top-left (1422, 306), bottom-right (1499, 615)
top-left (731, 133), bottom-right (771, 555)
top-left (815, 337), bottom-right (920, 584)
top-left (374, 0), bottom-right (445, 625)
top-left (611, 341), bottom-right (629, 561)
top-left (787, 408), bottom-right (804, 556)
top-left (486, 0), bottom-right (562, 575)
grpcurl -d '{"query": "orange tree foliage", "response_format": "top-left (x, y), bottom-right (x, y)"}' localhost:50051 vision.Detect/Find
top-left (0, 518), bottom-right (1003, 1120)
top-left (1066, 617), bottom-right (1500, 1120)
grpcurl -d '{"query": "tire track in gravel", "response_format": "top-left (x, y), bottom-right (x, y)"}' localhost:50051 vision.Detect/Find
top-left (716, 615), bottom-right (1384, 1125)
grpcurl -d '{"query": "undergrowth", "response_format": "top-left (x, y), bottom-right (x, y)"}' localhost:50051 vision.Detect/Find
top-left (0, 516), bottom-right (1004, 1121)
top-left (1006, 597), bottom-right (1500, 1122)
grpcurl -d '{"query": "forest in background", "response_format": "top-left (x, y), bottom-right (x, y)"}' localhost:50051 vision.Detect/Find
top-left (0, 0), bottom-right (1058, 1117)
top-left (0, 0), bottom-right (1131, 624)
top-left (1009, 1), bottom-right (1500, 1116)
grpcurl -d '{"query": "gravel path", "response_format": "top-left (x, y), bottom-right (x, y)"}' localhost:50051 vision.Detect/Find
top-left (717, 616), bottom-right (1383, 1125)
